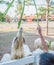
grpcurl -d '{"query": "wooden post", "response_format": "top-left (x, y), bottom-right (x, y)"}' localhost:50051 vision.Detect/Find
top-left (46, 0), bottom-right (50, 35)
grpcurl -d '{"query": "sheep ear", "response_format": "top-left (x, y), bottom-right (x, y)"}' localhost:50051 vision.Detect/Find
top-left (23, 37), bottom-right (25, 43)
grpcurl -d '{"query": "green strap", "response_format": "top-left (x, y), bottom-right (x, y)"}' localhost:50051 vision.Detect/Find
top-left (33, 0), bottom-right (39, 25)
top-left (18, 0), bottom-right (39, 28)
top-left (18, 1), bottom-right (25, 28)
top-left (3, 0), bottom-right (14, 17)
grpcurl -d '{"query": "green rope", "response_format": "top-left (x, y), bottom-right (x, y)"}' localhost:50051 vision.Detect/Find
top-left (18, 0), bottom-right (39, 28)
top-left (33, 0), bottom-right (39, 25)
top-left (18, 0), bottom-right (25, 28)
top-left (3, 0), bottom-right (14, 17)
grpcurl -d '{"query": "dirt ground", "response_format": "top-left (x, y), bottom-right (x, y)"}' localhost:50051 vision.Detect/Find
top-left (0, 31), bottom-right (54, 60)
top-left (0, 22), bottom-right (54, 60)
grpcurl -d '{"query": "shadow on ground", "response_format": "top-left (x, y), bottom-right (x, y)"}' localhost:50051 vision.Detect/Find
top-left (0, 31), bottom-right (54, 60)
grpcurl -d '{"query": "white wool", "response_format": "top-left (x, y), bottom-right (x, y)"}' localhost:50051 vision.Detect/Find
top-left (1, 54), bottom-right (11, 63)
top-left (34, 38), bottom-right (41, 45)
top-left (34, 38), bottom-right (49, 49)
top-left (23, 44), bottom-right (32, 56)
top-left (11, 44), bottom-right (32, 58)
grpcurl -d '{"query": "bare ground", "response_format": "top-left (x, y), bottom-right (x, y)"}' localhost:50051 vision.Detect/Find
top-left (0, 22), bottom-right (54, 60)
top-left (0, 31), bottom-right (54, 60)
